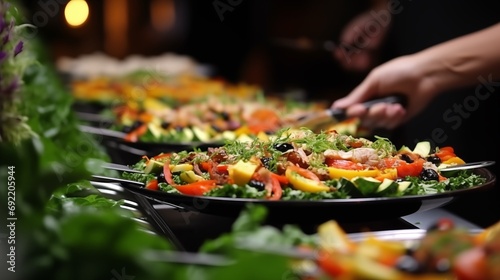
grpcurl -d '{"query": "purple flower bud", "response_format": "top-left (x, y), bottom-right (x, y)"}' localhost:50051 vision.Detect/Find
top-left (14, 41), bottom-right (23, 56)
top-left (1, 78), bottom-right (19, 97)
top-left (2, 20), bottom-right (13, 44)
top-left (3, 32), bottom-right (10, 44)
top-left (0, 51), bottom-right (6, 61)
top-left (0, 18), bottom-right (6, 34)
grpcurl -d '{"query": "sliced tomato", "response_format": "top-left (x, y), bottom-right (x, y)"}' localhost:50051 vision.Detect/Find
top-left (174, 180), bottom-right (218, 196)
top-left (396, 159), bottom-right (424, 178)
top-left (287, 164), bottom-right (320, 181)
top-left (317, 251), bottom-right (347, 278)
top-left (163, 161), bottom-right (176, 186)
top-left (269, 175), bottom-right (283, 200)
top-left (325, 159), bottom-right (364, 170)
top-left (436, 146), bottom-right (457, 162)
top-left (252, 168), bottom-right (283, 200)
top-left (203, 161), bottom-right (226, 181)
top-left (438, 173), bottom-right (447, 182)
top-left (124, 124), bottom-right (148, 142)
top-left (453, 247), bottom-right (487, 280)
top-left (199, 162), bottom-right (213, 172)
top-left (146, 179), bottom-right (159, 190)
top-left (216, 164), bottom-right (229, 174)
top-left (270, 172), bottom-right (289, 185)
top-left (382, 158), bottom-right (399, 169)
top-left (437, 146), bottom-right (455, 154)
top-left (152, 153), bottom-right (172, 160)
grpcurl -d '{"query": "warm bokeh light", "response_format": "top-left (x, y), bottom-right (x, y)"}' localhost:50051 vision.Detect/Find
top-left (104, 0), bottom-right (128, 58)
top-left (64, 0), bottom-right (89, 27)
top-left (151, 0), bottom-right (176, 32)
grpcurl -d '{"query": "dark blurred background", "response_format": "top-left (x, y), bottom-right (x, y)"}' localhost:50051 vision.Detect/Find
top-left (18, 0), bottom-right (373, 102)
top-left (18, 0), bottom-right (499, 166)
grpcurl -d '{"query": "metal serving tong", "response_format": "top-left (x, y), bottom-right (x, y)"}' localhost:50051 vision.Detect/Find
top-left (79, 124), bottom-right (127, 140)
top-left (439, 161), bottom-right (495, 172)
top-left (90, 174), bottom-right (187, 210)
top-left (101, 162), bottom-right (143, 173)
top-left (293, 95), bottom-right (407, 132)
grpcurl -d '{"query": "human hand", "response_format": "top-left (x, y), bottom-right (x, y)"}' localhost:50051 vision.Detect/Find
top-left (332, 54), bottom-right (440, 130)
top-left (333, 9), bottom-right (391, 72)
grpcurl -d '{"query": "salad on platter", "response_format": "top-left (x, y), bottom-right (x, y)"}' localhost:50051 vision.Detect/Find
top-left (208, 205), bottom-right (500, 280)
top-left (120, 128), bottom-right (487, 200)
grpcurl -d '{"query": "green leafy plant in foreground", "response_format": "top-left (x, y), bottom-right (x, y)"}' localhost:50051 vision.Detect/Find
top-left (0, 2), bottom-right (175, 279)
top-left (0, 0), bottom-right (33, 143)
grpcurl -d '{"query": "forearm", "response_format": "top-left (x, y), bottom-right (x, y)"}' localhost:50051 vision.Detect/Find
top-left (415, 23), bottom-right (500, 95)
top-left (370, 0), bottom-right (389, 9)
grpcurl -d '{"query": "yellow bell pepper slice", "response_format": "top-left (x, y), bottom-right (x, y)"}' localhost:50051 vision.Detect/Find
top-left (285, 169), bottom-right (330, 193)
top-left (442, 156), bottom-right (466, 165)
top-left (328, 167), bottom-right (379, 180)
top-left (375, 168), bottom-right (397, 181)
top-left (170, 164), bottom-right (193, 173)
top-left (228, 160), bottom-right (260, 186)
top-left (317, 220), bottom-right (354, 253)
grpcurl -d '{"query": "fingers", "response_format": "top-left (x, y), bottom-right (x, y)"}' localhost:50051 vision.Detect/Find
top-left (332, 74), bottom-right (378, 109)
top-left (345, 73), bottom-right (410, 130)
top-left (344, 103), bottom-right (369, 118)
top-left (359, 103), bottom-right (407, 130)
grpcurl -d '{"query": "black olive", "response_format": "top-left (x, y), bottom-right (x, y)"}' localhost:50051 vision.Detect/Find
top-left (395, 255), bottom-right (424, 274)
top-left (404, 246), bottom-right (417, 256)
top-left (248, 180), bottom-right (266, 191)
top-left (401, 154), bottom-right (414, 163)
top-left (420, 169), bottom-right (439, 181)
top-left (211, 124), bottom-right (222, 132)
top-left (427, 156), bottom-right (441, 165)
top-left (273, 143), bottom-right (293, 153)
top-left (161, 121), bottom-right (170, 129)
top-left (260, 157), bottom-right (272, 169)
top-left (157, 173), bottom-right (166, 183)
top-left (121, 125), bottom-right (133, 133)
top-left (131, 120), bottom-right (143, 130)
top-left (219, 111), bottom-right (230, 121)
top-left (122, 121), bottom-right (142, 133)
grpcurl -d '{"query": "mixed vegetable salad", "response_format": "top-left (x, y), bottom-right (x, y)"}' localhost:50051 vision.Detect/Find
top-left (106, 94), bottom-right (330, 143)
top-left (254, 210), bottom-right (500, 279)
top-left (202, 203), bottom-right (500, 280)
top-left (71, 72), bottom-right (260, 105)
top-left (122, 128), bottom-right (486, 200)
top-left (72, 71), bottom-right (365, 143)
